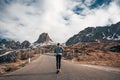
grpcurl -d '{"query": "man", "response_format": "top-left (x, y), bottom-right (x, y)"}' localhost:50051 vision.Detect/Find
top-left (54, 43), bottom-right (64, 74)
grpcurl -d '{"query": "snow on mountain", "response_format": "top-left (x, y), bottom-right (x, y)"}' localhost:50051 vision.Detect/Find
top-left (66, 22), bottom-right (120, 45)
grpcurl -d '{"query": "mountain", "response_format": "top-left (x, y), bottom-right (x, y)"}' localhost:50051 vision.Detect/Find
top-left (66, 22), bottom-right (120, 45)
top-left (35, 33), bottom-right (52, 44)
top-left (0, 39), bottom-right (31, 49)
top-left (21, 40), bottom-right (31, 49)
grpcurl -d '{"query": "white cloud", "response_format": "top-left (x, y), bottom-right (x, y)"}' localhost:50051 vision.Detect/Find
top-left (0, 0), bottom-right (120, 43)
top-left (84, 0), bottom-right (96, 6)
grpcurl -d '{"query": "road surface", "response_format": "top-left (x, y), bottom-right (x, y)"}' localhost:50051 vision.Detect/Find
top-left (0, 54), bottom-right (120, 80)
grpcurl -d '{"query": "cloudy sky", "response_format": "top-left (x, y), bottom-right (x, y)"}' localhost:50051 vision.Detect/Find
top-left (0, 0), bottom-right (120, 43)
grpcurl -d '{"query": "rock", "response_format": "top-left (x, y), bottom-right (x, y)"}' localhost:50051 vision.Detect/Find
top-left (109, 45), bottom-right (120, 52)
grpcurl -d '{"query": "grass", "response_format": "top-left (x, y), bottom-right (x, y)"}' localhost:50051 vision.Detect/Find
top-left (0, 53), bottom-right (41, 75)
top-left (64, 41), bottom-right (120, 68)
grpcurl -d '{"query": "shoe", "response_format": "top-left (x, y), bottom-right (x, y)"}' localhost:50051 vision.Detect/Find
top-left (56, 70), bottom-right (59, 74)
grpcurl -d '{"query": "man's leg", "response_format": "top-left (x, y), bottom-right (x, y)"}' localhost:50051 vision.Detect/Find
top-left (56, 55), bottom-right (60, 74)
top-left (56, 55), bottom-right (59, 69)
top-left (58, 55), bottom-right (62, 71)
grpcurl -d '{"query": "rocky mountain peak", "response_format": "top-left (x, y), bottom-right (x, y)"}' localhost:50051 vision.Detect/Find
top-left (35, 33), bottom-right (52, 43)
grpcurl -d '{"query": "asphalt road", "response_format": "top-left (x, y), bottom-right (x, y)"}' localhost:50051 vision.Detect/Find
top-left (0, 54), bottom-right (120, 80)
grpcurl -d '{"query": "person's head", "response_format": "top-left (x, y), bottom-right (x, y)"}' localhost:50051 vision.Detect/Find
top-left (57, 43), bottom-right (60, 46)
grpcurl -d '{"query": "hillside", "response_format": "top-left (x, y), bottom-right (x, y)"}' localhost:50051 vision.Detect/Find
top-left (66, 22), bottom-right (120, 45)
top-left (64, 41), bottom-right (120, 67)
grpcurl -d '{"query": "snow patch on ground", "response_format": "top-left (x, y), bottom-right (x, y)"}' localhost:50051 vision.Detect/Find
top-left (102, 32), bottom-right (106, 39)
top-left (108, 29), bottom-right (110, 32)
top-left (107, 36), bottom-right (112, 40)
top-left (86, 33), bottom-right (93, 37)
top-left (114, 34), bottom-right (120, 40)
top-left (107, 34), bottom-right (120, 41)
top-left (111, 33), bottom-right (116, 39)
top-left (0, 51), bottom-right (15, 57)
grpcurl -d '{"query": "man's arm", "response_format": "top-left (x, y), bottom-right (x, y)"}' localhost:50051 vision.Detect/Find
top-left (61, 47), bottom-right (64, 53)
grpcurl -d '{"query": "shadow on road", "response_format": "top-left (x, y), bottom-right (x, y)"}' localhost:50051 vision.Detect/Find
top-left (1, 72), bottom-right (56, 77)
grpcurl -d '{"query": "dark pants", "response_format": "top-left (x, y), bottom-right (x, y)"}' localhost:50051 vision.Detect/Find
top-left (56, 55), bottom-right (62, 69)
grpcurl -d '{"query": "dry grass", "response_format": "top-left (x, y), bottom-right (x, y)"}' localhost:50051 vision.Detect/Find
top-left (0, 48), bottom-right (42, 74)
top-left (64, 41), bottom-right (120, 68)
top-left (75, 52), bottom-right (120, 67)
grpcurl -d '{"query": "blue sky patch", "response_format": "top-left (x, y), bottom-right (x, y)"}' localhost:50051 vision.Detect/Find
top-left (89, 0), bottom-right (112, 9)
top-left (73, 6), bottom-right (84, 15)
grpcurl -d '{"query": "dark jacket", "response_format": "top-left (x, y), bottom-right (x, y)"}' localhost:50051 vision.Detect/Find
top-left (54, 46), bottom-right (64, 55)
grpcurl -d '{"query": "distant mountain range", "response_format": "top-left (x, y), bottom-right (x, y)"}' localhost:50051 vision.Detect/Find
top-left (0, 33), bottom-right (53, 50)
top-left (0, 39), bottom-right (30, 49)
top-left (66, 22), bottom-right (120, 45)
top-left (0, 22), bottom-right (120, 48)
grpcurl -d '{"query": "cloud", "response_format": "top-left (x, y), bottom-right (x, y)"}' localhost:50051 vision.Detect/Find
top-left (0, 0), bottom-right (120, 43)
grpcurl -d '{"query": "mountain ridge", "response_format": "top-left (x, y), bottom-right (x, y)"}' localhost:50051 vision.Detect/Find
top-left (66, 21), bottom-right (120, 45)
